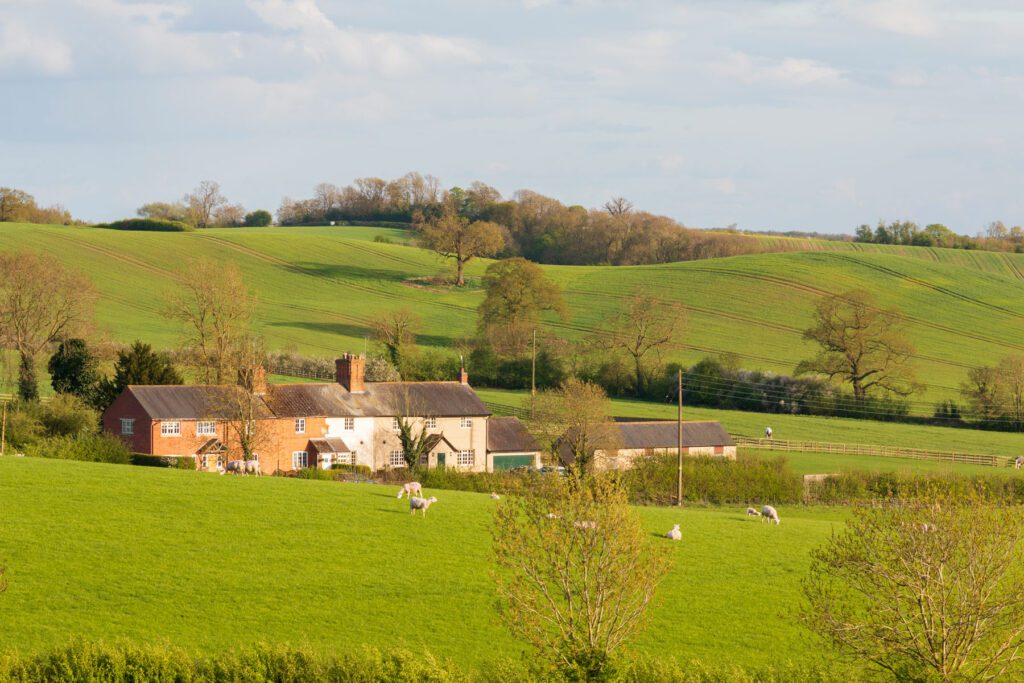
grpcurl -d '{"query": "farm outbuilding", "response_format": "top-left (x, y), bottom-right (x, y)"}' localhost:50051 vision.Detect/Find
top-left (558, 420), bottom-right (736, 471)
top-left (486, 416), bottom-right (542, 470)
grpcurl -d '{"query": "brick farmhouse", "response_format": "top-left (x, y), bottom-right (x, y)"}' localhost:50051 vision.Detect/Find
top-left (102, 354), bottom-right (541, 474)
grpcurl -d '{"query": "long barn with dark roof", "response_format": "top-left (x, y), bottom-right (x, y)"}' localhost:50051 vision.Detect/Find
top-left (102, 353), bottom-right (537, 474)
top-left (557, 420), bottom-right (736, 470)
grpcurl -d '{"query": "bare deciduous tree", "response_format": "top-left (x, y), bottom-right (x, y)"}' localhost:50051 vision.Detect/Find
top-left (203, 335), bottom-right (272, 463)
top-left (803, 494), bottom-right (1024, 681)
top-left (166, 258), bottom-right (255, 384)
top-left (185, 180), bottom-right (228, 229)
top-left (796, 290), bottom-right (920, 400)
top-left (492, 475), bottom-right (670, 679)
top-left (599, 294), bottom-right (686, 397)
top-left (371, 307), bottom-right (421, 367)
top-left (530, 379), bottom-right (620, 474)
top-left (0, 251), bottom-right (95, 400)
top-left (603, 196), bottom-right (633, 217)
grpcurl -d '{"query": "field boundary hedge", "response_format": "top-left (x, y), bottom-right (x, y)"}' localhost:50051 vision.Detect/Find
top-left (736, 437), bottom-right (1010, 467)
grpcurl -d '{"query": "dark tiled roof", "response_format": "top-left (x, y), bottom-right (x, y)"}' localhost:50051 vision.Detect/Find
top-left (267, 381), bottom-right (490, 418)
top-left (308, 437), bottom-right (352, 454)
top-left (615, 421), bottom-right (735, 449)
top-left (488, 417), bottom-right (540, 453)
top-left (127, 380), bottom-right (490, 420)
top-left (127, 385), bottom-right (273, 420)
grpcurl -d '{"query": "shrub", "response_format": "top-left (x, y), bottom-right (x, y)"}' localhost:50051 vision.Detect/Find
top-left (243, 209), bottom-right (273, 227)
top-left (129, 454), bottom-right (195, 469)
top-left (373, 235), bottom-right (393, 243)
top-left (624, 453), bottom-right (804, 506)
top-left (36, 394), bottom-right (98, 438)
top-left (24, 434), bottom-right (131, 464)
top-left (95, 218), bottom-right (193, 232)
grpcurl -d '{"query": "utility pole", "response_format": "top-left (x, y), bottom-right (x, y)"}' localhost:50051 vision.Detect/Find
top-left (530, 328), bottom-right (537, 419)
top-left (1, 401), bottom-right (7, 456)
top-left (677, 368), bottom-right (683, 507)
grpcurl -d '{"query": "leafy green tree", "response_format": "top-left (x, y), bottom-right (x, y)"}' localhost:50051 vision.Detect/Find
top-left (478, 258), bottom-right (567, 355)
top-left (48, 338), bottom-right (101, 404)
top-left (243, 210), bottom-right (273, 227)
top-left (98, 341), bottom-right (183, 408)
top-left (803, 493), bottom-right (1024, 681)
top-left (796, 290), bottom-right (920, 401)
top-left (492, 475), bottom-right (670, 680)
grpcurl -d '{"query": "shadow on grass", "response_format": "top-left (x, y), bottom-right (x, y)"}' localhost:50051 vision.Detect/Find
top-left (377, 508), bottom-right (407, 514)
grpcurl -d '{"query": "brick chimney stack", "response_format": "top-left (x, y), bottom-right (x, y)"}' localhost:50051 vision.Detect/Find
top-left (459, 365), bottom-right (469, 385)
top-left (239, 365), bottom-right (267, 395)
top-left (336, 353), bottom-right (366, 393)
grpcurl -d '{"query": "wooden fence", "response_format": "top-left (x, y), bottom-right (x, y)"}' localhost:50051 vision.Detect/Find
top-left (735, 437), bottom-right (1011, 468)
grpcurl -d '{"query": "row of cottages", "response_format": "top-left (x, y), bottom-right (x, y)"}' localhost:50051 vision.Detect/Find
top-left (102, 354), bottom-right (541, 474)
top-left (559, 420), bottom-right (737, 470)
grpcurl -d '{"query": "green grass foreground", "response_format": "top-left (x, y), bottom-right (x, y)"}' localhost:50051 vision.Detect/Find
top-left (0, 457), bottom-right (848, 673)
top-left (4, 223), bottom-right (1024, 409)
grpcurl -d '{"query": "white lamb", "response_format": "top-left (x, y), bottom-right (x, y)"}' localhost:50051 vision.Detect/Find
top-left (490, 492), bottom-right (501, 500)
top-left (746, 507), bottom-right (761, 517)
top-left (410, 496), bottom-right (438, 516)
top-left (761, 505), bottom-right (780, 525)
top-left (397, 482), bottom-right (423, 499)
top-left (665, 524), bottom-right (682, 541)
top-left (1015, 456), bottom-right (1023, 470)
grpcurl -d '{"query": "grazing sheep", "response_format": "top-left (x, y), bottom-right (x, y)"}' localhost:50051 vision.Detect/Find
top-left (216, 463), bottom-right (226, 476)
top-left (397, 482), bottom-right (423, 499)
top-left (409, 496), bottom-right (438, 516)
top-left (761, 505), bottom-right (780, 525)
top-left (224, 460), bottom-right (245, 475)
top-left (746, 507), bottom-right (761, 517)
top-left (573, 520), bottom-right (598, 530)
top-left (666, 524), bottom-right (682, 541)
top-left (244, 460), bottom-right (261, 476)
top-left (1015, 456), bottom-right (1024, 470)
top-left (490, 492), bottom-right (501, 500)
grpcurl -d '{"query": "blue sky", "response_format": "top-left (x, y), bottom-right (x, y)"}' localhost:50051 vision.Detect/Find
top-left (1, 0), bottom-right (1022, 232)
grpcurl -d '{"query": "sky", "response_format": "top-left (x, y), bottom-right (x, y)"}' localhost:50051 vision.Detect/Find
top-left (1, 0), bottom-right (1023, 232)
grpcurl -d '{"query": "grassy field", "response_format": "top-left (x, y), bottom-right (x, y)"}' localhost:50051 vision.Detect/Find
top-left (3, 224), bottom-right (1024, 414)
top-left (0, 457), bottom-right (849, 673)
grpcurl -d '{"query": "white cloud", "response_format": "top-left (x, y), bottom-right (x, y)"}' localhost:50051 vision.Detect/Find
top-left (0, 20), bottom-right (73, 76)
top-left (713, 52), bottom-right (843, 87)
top-left (835, 0), bottom-right (942, 38)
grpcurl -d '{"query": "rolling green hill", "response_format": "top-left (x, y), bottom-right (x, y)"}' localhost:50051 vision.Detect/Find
top-left (2, 223), bottom-right (1024, 415)
top-left (0, 457), bottom-right (850, 673)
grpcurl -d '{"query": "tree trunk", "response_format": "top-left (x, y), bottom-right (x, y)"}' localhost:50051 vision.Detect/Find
top-left (456, 257), bottom-right (466, 287)
top-left (18, 352), bottom-right (38, 401)
top-left (634, 356), bottom-right (644, 398)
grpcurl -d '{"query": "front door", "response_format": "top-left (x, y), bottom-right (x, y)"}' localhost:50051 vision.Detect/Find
top-left (436, 452), bottom-right (446, 468)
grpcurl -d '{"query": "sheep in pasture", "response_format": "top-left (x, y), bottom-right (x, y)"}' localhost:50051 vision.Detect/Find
top-left (490, 492), bottom-right (501, 500)
top-left (244, 460), bottom-right (261, 476)
top-left (409, 496), bottom-right (438, 516)
top-left (746, 507), bottom-right (761, 517)
top-left (224, 460), bottom-right (245, 475)
top-left (397, 482), bottom-right (423, 499)
top-left (666, 524), bottom-right (682, 541)
top-left (573, 520), bottom-right (598, 530)
top-left (1015, 456), bottom-right (1023, 470)
top-left (761, 505), bottom-right (780, 525)
top-left (216, 463), bottom-right (226, 476)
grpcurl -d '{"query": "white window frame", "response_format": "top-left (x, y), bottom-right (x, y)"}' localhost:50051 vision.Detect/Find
top-left (389, 450), bottom-right (406, 467)
top-left (392, 417), bottom-right (401, 431)
top-left (196, 421), bottom-right (216, 437)
top-left (160, 421), bottom-right (181, 437)
top-left (292, 451), bottom-right (308, 469)
top-left (343, 417), bottom-right (354, 431)
top-left (201, 454), bottom-right (209, 469)
top-left (424, 416), bottom-right (437, 429)
top-left (120, 418), bottom-right (134, 436)
top-left (460, 417), bottom-right (472, 429)
top-left (458, 449), bottom-right (474, 467)
top-left (295, 418), bottom-right (306, 434)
